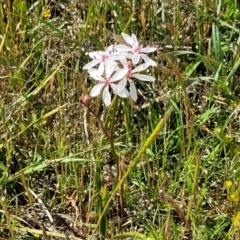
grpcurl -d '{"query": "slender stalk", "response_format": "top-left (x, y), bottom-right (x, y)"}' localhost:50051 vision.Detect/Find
top-left (109, 95), bottom-right (120, 187)
top-left (97, 106), bottom-right (173, 226)
top-left (87, 106), bottom-right (111, 139)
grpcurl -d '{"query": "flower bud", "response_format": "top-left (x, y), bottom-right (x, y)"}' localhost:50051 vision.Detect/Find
top-left (79, 95), bottom-right (92, 107)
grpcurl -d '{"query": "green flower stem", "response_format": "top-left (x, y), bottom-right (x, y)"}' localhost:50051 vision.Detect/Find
top-left (109, 95), bottom-right (120, 187)
top-left (97, 106), bottom-right (173, 226)
top-left (87, 106), bottom-right (110, 139)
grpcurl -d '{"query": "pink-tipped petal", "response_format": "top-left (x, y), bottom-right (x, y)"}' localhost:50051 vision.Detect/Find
top-left (132, 74), bottom-right (155, 81)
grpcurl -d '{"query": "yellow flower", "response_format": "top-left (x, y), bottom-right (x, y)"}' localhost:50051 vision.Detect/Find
top-left (229, 192), bottom-right (239, 202)
top-left (234, 148), bottom-right (240, 154)
top-left (224, 134), bottom-right (233, 143)
top-left (225, 180), bottom-right (233, 189)
top-left (42, 8), bottom-right (51, 19)
top-left (233, 212), bottom-right (240, 227)
top-left (214, 127), bottom-right (221, 135)
top-left (230, 101), bottom-right (238, 109)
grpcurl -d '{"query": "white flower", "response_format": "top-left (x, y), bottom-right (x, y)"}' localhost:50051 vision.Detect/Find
top-left (118, 59), bottom-right (155, 101)
top-left (89, 58), bottom-right (129, 106)
top-left (115, 33), bottom-right (157, 66)
top-left (82, 34), bottom-right (158, 105)
top-left (83, 45), bottom-right (120, 73)
top-left (83, 50), bottom-right (107, 73)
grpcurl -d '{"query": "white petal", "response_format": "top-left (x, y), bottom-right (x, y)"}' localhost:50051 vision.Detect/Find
top-left (95, 51), bottom-right (106, 61)
top-left (118, 54), bottom-right (128, 66)
top-left (106, 45), bottom-right (114, 55)
top-left (111, 68), bottom-right (128, 82)
top-left (105, 58), bottom-right (114, 78)
top-left (130, 81), bottom-right (137, 101)
top-left (114, 44), bottom-right (132, 52)
top-left (102, 86), bottom-right (111, 106)
top-left (88, 69), bottom-right (104, 81)
top-left (88, 51), bottom-right (98, 59)
top-left (98, 63), bottom-right (105, 75)
top-left (118, 78), bottom-right (127, 92)
top-left (114, 63), bottom-right (121, 71)
top-left (111, 84), bottom-right (118, 93)
top-left (141, 47), bottom-right (157, 53)
top-left (117, 88), bottom-right (129, 98)
top-left (90, 84), bottom-right (105, 97)
top-left (132, 63), bottom-right (148, 73)
top-left (140, 54), bottom-right (157, 66)
top-left (132, 52), bottom-right (140, 64)
top-left (132, 74), bottom-right (155, 81)
top-left (125, 53), bottom-right (133, 59)
top-left (149, 60), bottom-right (157, 67)
top-left (131, 34), bottom-right (138, 46)
top-left (112, 83), bottom-right (129, 97)
top-left (122, 33), bottom-right (134, 46)
top-left (83, 59), bottom-right (100, 69)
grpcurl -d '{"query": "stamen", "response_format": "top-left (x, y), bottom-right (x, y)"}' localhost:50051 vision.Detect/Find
top-left (134, 46), bottom-right (142, 53)
top-left (104, 78), bottom-right (110, 85)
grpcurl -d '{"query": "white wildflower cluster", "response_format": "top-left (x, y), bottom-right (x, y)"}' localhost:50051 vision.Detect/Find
top-left (83, 33), bottom-right (157, 106)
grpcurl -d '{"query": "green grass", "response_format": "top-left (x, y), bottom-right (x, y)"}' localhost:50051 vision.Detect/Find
top-left (1, 0), bottom-right (240, 239)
